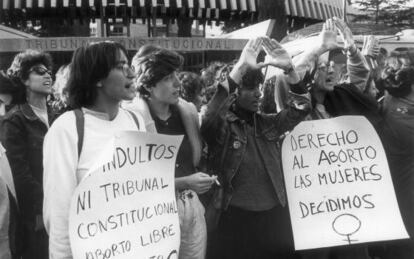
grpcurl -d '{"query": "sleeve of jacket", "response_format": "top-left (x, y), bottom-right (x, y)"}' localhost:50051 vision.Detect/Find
top-left (2, 117), bottom-right (43, 219)
top-left (268, 85), bottom-right (311, 134)
top-left (201, 78), bottom-right (237, 146)
top-left (43, 112), bottom-right (78, 259)
top-left (347, 48), bottom-right (370, 92)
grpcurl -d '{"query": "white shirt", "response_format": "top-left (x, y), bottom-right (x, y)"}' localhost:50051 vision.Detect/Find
top-left (43, 108), bottom-right (145, 259)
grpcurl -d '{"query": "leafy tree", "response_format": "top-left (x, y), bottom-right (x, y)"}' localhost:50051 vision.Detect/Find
top-left (352, 0), bottom-right (414, 27)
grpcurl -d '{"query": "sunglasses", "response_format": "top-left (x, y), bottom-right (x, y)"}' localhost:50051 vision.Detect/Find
top-left (28, 66), bottom-right (52, 76)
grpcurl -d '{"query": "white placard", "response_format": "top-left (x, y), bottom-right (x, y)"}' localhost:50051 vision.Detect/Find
top-left (282, 116), bottom-right (408, 250)
top-left (69, 131), bottom-right (182, 259)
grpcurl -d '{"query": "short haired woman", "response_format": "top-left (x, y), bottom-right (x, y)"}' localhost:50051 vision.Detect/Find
top-left (126, 47), bottom-right (214, 259)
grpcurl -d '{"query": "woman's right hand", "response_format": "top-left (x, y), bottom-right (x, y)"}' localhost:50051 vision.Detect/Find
top-left (185, 172), bottom-right (215, 194)
top-left (319, 18), bottom-right (340, 52)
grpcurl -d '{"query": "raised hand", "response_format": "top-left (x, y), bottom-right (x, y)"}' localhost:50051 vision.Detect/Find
top-left (319, 18), bottom-right (340, 52)
top-left (362, 35), bottom-right (380, 58)
top-left (236, 37), bottom-right (264, 70)
top-left (333, 17), bottom-right (354, 50)
top-left (262, 37), bottom-right (293, 71)
top-left (230, 37), bottom-right (264, 84)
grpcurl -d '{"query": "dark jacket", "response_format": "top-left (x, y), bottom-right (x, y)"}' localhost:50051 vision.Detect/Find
top-left (1, 103), bottom-right (53, 223)
top-left (201, 78), bottom-right (311, 210)
top-left (324, 83), bottom-right (382, 130)
top-left (381, 95), bottom-right (414, 238)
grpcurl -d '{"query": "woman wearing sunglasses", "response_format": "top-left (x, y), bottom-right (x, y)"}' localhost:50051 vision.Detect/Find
top-left (42, 41), bottom-right (146, 259)
top-left (1, 49), bottom-right (54, 259)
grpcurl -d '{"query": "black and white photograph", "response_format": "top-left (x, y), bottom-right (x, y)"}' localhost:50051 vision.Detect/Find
top-left (0, 0), bottom-right (413, 258)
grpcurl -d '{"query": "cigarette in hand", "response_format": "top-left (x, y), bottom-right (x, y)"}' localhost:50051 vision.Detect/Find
top-left (212, 175), bottom-right (221, 186)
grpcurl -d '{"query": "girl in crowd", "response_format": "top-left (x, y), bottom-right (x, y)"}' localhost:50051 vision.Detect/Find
top-left (178, 71), bottom-right (205, 113)
top-left (43, 41), bottom-right (146, 258)
top-left (2, 49), bottom-right (54, 259)
top-left (127, 47), bottom-right (215, 259)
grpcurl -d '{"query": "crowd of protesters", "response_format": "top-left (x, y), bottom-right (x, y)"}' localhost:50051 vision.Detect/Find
top-left (0, 17), bottom-right (413, 259)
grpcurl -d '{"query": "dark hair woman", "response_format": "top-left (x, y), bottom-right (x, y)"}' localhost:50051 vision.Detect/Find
top-left (42, 41), bottom-right (146, 258)
top-left (1, 49), bottom-right (54, 259)
top-left (124, 47), bottom-right (214, 258)
top-left (178, 71), bottom-right (205, 112)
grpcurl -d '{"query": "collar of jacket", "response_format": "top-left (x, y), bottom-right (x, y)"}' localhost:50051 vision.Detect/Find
top-left (20, 103), bottom-right (38, 121)
top-left (227, 109), bottom-right (256, 124)
top-left (226, 110), bottom-right (261, 137)
top-left (226, 111), bottom-right (239, 122)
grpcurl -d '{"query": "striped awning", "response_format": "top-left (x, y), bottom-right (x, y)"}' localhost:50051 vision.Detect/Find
top-left (284, 0), bottom-right (343, 20)
top-left (0, 0), bottom-right (257, 24)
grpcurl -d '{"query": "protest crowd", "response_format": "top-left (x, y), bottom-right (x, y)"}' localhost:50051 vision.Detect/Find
top-left (0, 17), bottom-right (413, 259)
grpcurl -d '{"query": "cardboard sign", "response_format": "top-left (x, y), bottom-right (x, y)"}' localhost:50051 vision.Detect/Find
top-left (281, 116), bottom-right (408, 250)
top-left (69, 131), bottom-right (183, 259)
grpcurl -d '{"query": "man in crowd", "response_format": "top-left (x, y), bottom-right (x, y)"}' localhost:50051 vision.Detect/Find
top-left (380, 52), bottom-right (414, 259)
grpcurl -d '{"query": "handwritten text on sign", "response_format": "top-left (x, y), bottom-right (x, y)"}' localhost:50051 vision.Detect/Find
top-left (69, 131), bottom-right (183, 259)
top-left (281, 116), bottom-right (408, 250)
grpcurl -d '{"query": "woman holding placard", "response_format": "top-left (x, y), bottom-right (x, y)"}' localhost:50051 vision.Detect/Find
top-left (43, 41), bottom-right (146, 259)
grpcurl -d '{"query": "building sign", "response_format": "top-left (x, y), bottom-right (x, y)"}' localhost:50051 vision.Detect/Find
top-left (0, 37), bottom-right (247, 52)
top-left (69, 131), bottom-right (183, 259)
top-left (281, 116), bottom-right (408, 250)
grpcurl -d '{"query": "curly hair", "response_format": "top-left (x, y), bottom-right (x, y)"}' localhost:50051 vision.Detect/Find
top-left (201, 61), bottom-right (235, 103)
top-left (133, 49), bottom-right (183, 97)
top-left (66, 41), bottom-right (128, 109)
top-left (380, 51), bottom-right (414, 98)
top-left (178, 72), bottom-right (204, 103)
top-left (6, 49), bottom-right (53, 104)
top-left (7, 49), bottom-right (53, 81)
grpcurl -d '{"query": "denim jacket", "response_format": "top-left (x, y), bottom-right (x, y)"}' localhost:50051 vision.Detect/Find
top-left (1, 104), bottom-right (53, 224)
top-left (201, 78), bottom-right (311, 210)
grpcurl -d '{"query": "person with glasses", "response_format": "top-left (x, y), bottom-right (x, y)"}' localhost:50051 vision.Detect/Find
top-left (1, 49), bottom-right (54, 259)
top-left (291, 18), bottom-right (376, 259)
top-left (306, 18), bottom-right (378, 126)
top-left (42, 41), bottom-right (146, 259)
